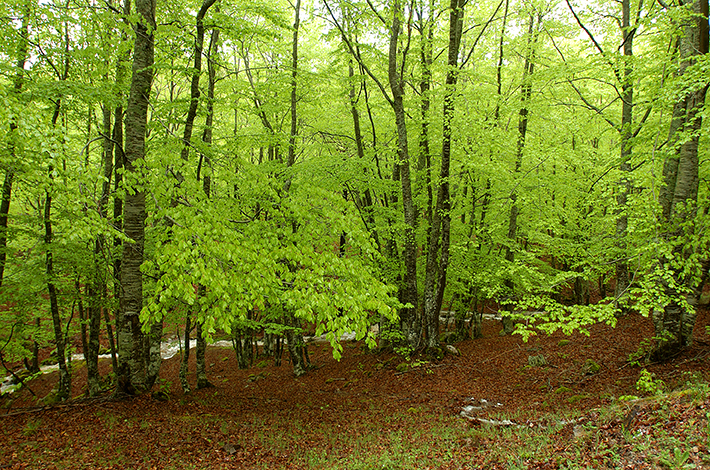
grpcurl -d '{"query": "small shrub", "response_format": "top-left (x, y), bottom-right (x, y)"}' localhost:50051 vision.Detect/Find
top-left (636, 369), bottom-right (665, 395)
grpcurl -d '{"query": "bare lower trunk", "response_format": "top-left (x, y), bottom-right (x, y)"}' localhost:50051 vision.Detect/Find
top-left (144, 320), bottom-right (162, 389)
top-left (180, 314), bottom-right (191, 393)
top-left (86, 280), bottom-right (102, 396)
top-left (284, 313), bottom-right (308, 377)
top-left (47, 193), bottom-right (70, 401)
top-left (195, 322), bottom-right (212, 389)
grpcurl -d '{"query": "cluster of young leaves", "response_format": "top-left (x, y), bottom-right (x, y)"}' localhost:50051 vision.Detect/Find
top-left (139, 149), bottom-right (400, 359)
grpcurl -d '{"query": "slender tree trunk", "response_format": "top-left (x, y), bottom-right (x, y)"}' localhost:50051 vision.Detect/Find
top-left (388, 0), bottom-right (420, 349)
top-left (284, 0), bottom-right (301, 192)
top-left (423, 0), bottom-right (465, 351)
top-left (86, 103), bottom-right (114, 396)
top-left (195, 321), bottom-right (212, 388)
top-left (283, 0), bottom-right (309, 376)
top-left (0, 0), bottom-right (29, 288)
top-left (416, 0), bottom-right (434, 230)
top-left (180, 314), bottom-right (191, 393)
top-left (180, 0), bottom-right (218, 164)
top-left (46, 191), bottom-right (70, 401)
top-left (117, 0), bottom-right (156, 396)
top-left (284, 313), bottom-right (308, 377)
top-left (195, 24), bottom-right (219, 391)
top-left (109, 100), bottom-right (124, 377)
top-left (46, 144), bottom-right (68, 401)
top-left (348, 61), bottom-right (378, 245)
top-left (502, 12), bottom-right (538, 334)
top-left (614, 0), bottom-right (635, 311)
top-left (108, 0), bottom-right (129, 377)
top-left (44, 20), bottom-right (72, 402)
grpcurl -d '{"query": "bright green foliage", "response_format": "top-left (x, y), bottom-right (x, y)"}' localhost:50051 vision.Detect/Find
top-left (141, 157), bottom-right (399, 359)
top-left (0, 0), bottom-right (708, 386)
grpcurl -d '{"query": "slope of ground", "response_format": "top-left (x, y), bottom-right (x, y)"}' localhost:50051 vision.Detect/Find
top-left (0, 309), bottom-right (708, 469)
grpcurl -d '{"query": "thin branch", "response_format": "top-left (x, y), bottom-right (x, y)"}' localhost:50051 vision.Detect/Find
top-left (461, 0), bottom-right (505, 68)
top-left (566, 79), bottom-right (620, 130)
top-left (323, 0), bottom-right (393, 107)
top-left (565, 0), bottom-right (624, 84)
top-left (365, 0), bottom-right (388, 25)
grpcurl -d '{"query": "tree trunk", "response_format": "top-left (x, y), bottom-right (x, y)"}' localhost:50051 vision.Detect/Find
top-left (108, 102), bottom-right (123, 378)
top-left (0, 0), bottom-right (29, 288)
top-left (44, 20), bottom-right (72, 402)
top-left (416, 0), bottom-right (434, 230)
top-left (423, 0), bottom-right (464, 351)
top-left (284, 0), bottom-right (301, 192)
top-left (116, 0), bottom-right (156, 396)
top-left (388, 0), bottom-right (420, 349)
top-left (348, 61), bottom-right (378, 245)
top-left (195, 23), bottom-right (219, 391)
top-left (653, 0), bottom-right (708, 360)
top-left (109, 0), bottom-right (131, 380)
top-left (180, 0), bottom-right (218, 164)
top-left (86, 102), bottom-right (115, 396)
top-left (195, 321), bottom-right (212, 388)
top-left (180, 314), bottom-right (191, 394)
top-left (284, 314), bottom-right (308, 377)
top-left (614, 0), bottom-right (635, 312)
top-left (502, 12), bottom-right (538, 335)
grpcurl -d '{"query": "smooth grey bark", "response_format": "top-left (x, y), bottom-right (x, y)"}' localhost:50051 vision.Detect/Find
top-left (653, 0), bottom-right (708, 360)
top-left (423, 0), bottom-right (465, 350)
top-left (109, 0), bottom-right (130, 377)
top-left (108, 99), bottom-right (124, 377)
top-left (232, 320), bottom-right (255, 369)
top-left (284, 313), bottom-right (309, 377)
top-left (195, 321), bottom-right (212, 388)
top-left (179, 315), bottom-right (191, 393)
top-left (117, 0), bottom-right (156, 396)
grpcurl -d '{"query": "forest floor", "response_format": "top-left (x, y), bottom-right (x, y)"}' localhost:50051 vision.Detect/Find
top-left (0, 309), bottom-right (709, 469)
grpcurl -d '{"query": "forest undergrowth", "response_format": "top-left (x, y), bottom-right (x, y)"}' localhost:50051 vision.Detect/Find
top-left (0, 309), bottom-right (709, 469)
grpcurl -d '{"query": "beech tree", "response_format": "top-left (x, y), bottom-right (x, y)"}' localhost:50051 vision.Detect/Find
top-left (116, 0), bottom-right (157, 395)
top-left (0, 0), bottom-right (707, 398)
top-left (652, 0), bottom-right (709, 359)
